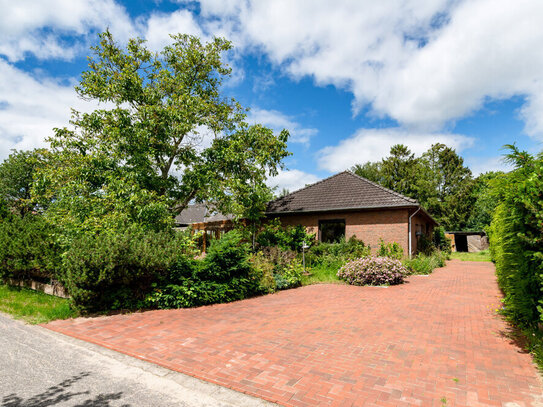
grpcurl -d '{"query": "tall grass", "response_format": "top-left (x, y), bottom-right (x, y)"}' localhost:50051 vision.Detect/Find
top-left (403, 251), bottom-right (448, 275)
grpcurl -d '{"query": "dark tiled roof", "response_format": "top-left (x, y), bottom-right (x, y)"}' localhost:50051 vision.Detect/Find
top-left (266, 171), bottom-right (418, 214)
top-left (175, 203), bottom-right (233, 225)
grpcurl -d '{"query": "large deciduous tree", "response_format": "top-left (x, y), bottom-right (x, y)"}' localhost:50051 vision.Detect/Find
top-left (34, 31), bottom-right (289, 235)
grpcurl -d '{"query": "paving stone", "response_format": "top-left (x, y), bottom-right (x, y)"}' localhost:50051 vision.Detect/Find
top-left (44, 260), bottom-right (543, 406)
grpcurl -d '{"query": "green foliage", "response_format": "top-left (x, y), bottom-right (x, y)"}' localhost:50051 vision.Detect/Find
top-left (197, 230), bottom-right (253, 282)
top-left (249, 252), bottom-right (277, 293)
top-left (404, 251), bottom-right (448, 275)
top-left (59, 228), bottom-right (191, 312)
top-left (433, 227), bottom-right (452, 254)
top-left (416, 234), bottom-right (435, 256)
top-left (380, 144), bottom-right (421, 198)
top-left (466, 171), bottom-right (504, 231)
top-left (489, 145), bottom-right (543, 328)
top-left (256, 219), bottom-right (315, 252)
top-left (301, 263), bottom-right (342, 285)
top-left (146, 230), bottom-right (262, 309)
top-left (306, 236), bottom-right (370, 269)
top-left (255, 246), bottom-right (303, 290)
top-left (351, 143), bottom-right (475, 230)
top-left (377, 239), bottom-right (404, 259)
top-left (0, 284), bottom-right (77, 324)
top-left (273, 260), bottom-right (303, 290)
top-left (0, 149), bottom-right (47, 216)
top-left (351, 161), bottom-right (384, 184)
top-left (35, 31), bottom-right (289, 237)
top-left (0, 212), bottom-right (60, 282)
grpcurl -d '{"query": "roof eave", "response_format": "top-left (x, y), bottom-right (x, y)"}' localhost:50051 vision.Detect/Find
top-left (266, 203), bottom-right (420, 216)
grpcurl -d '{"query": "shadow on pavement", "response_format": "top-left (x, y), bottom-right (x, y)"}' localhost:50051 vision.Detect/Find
top-left (2, 372), bottom-right (130, 407)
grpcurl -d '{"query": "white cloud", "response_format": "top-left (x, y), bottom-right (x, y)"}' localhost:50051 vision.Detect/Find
top-left (195, 0), bottom-right (543, 138)
top-left (317, 128), bottom-right (474, 172)
top-left (266, 169), bottom-right (320, 193)
top-left (247, 107), bottom-right (317, 144)
top-left (143, 9), bottom-right (204, 51)
top-left (0, 61), bottom-right (93, 160)
top-left (0, 0), bottom-right (135, 61)
top-left (464, 156), bottom-right (513, 176)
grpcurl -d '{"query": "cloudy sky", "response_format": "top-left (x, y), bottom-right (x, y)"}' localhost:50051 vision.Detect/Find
top-left (1, 0), bottom-right (542, 191)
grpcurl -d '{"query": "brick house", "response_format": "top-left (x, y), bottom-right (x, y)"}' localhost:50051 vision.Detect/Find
top-left (266, 171), bottom-right (437, 255)
top-left (177, 171), bottom-right (437, 255)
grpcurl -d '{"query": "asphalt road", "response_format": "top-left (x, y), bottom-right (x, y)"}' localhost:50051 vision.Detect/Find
top-left (0, 314), bottom-right (274, 407)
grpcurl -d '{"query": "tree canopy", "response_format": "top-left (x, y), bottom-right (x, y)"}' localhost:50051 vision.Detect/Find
top-left (33, 31), bottom-right (289, 236)
top-left (351, 143), bottom-right (485, 231)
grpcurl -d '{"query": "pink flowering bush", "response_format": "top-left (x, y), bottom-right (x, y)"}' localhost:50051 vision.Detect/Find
top-left (337, 256), bottom-right (408, 286)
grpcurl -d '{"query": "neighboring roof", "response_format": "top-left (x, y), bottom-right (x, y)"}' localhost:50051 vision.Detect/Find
top-left (266, 171), bottom-right (420, 214)
top-left (175, 203), bottom-right (233, 225)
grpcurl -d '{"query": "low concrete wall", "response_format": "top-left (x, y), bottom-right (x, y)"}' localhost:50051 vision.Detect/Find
top-left (7, 278), bottom-right (70, 299)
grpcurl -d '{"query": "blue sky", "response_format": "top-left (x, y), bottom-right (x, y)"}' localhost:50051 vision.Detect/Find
top-left (1, 0), bottom-right (542, 191)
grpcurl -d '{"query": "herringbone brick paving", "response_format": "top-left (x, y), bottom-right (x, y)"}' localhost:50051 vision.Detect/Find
top-left (45, 260), bottom-right (543, 406)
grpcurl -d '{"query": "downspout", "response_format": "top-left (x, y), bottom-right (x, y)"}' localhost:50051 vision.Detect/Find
top-left (408, 207), bottom-right (421, 259)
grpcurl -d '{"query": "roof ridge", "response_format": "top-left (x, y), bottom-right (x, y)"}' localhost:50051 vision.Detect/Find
top-left (345, 171), bottom-right (418, 204)
top-left (268, 171), bottom-right (350, 204)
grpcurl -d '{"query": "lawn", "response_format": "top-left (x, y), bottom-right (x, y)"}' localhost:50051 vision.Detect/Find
top-left (0, 284), bottom-right (77, 324)
top-left (450, 250), bottom-right (491, 262)
top-left (301, 263), bottom-right (342, 285)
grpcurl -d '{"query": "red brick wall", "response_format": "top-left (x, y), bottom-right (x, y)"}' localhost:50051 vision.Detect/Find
top-left (276, 208), bottom-right (410, 254)
top-left (410, 211), bottom-right (435, 254)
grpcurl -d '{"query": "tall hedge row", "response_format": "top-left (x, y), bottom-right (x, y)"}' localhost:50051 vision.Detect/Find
top-left (489, 148), bottom-right (543, 327)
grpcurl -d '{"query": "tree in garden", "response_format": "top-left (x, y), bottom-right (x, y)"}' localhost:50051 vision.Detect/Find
top-left (350, 143), bottom-right (475, 230)
top-left (466, 171), bottom-right (504, 231)
top-left (380, 144), bottom-right (420, 197)
top-left (0, 149), bottom-right (48, 216)
top-left (418, 143), bottom-right (474, 230)
top-left (33, 31), bottom-right (289, 235)
top-left (351, 161), bottom-right (384, 184)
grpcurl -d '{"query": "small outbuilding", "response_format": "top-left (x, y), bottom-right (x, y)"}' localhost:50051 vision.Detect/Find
top-left (445, 231), bottom-right (489, 253)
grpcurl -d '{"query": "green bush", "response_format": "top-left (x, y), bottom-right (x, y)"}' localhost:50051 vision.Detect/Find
top-left (307, 236), bottom-right (370, 268)
top-left (377, 239), bottom-right (404, 259)
top-left (273, 259), bottom-right (303, 290)
top-left (433, 227), bottom-right (452, 254)
top-left (0, 212), bottom-right (60, 282)
top-left (489, 146), bottom-right (543, 328)
top-left (146, 230), bottom-right (263, 309)
top-left (404, 251), bottom-right (448, 275)
top-left (196, 230), bottom-right (254, 282)
top-left (256, 218), bottom-right (315, 252)
top-left (60, 228), bottom-right (192, 312)
top-left (252, 247), bottom-right (303, 290)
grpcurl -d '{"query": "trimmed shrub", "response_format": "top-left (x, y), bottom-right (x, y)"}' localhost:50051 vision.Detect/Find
top-left (337, 256), bottom-right (409, 286)
top-left (60, 228), bottom-right (192, 311)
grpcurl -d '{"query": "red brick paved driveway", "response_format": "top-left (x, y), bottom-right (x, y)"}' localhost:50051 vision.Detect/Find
top-left (45, 260), bottom-right (542, 406)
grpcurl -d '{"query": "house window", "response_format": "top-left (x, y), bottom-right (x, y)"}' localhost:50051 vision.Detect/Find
top-left (319, 219), bottom-right (345, 243)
